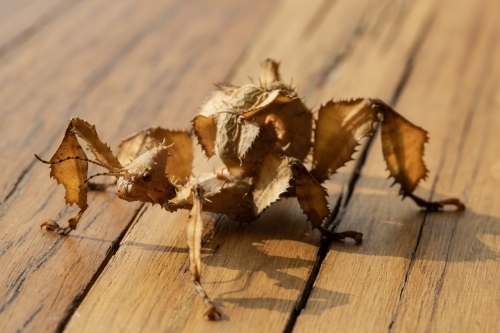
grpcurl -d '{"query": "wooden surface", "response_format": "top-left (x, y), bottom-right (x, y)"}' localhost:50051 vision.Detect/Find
top-left (1, 0), bottom-right (499, 332)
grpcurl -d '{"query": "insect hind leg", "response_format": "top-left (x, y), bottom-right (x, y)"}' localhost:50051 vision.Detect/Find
top-left (403, 191), bottom-right (465, 212)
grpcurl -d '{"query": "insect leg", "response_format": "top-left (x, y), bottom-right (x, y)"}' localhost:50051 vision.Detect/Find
top-left (186, 186), bottom-right (221, 320)
top-left (316, 225), bottom-right (363, 244)
top-left (40, 208), bottom-right (87, 235)
top-left (290, 157), bottom-right (363, 244)
top-left (403, 191), bottom-right (465, 212)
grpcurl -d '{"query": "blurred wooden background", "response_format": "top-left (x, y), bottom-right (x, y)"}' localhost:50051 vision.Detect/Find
top-left (1, 0), bottom-right (499, 332)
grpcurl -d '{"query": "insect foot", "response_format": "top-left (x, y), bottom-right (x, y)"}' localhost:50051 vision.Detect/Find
top-left (404, 192), bottom-right (466, 212)
top-left (40, 220), bottom-right (72, 235)
top-left (316, 226), bottom-right (363, 245)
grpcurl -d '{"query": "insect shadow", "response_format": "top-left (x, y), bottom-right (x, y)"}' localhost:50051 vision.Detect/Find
top-left (121, 199), bottom-right (352, 316)
top-left (324, 173), bottom-right (500, 262)
top-left (200, 202), bottom-right (352, 315)
top-left (120, 178), bottom-right (498, 316)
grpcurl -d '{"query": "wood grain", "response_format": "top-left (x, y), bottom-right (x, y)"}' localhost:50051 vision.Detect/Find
top-left (63, 0), bottom-right (452, 332)
top-left (0, 0), bottom-right (79, 53)
top-left (0, 0), bottom-right (498, 332)
top-left (0, 1), bottom-right (274, 332)
top-left (294, 0), bottom-right (500, 332)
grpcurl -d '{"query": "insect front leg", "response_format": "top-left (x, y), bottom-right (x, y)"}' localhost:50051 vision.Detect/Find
top-left (186, 186), bottom-right (221, 320)
top-left (41, 208), bottom-right (87, 235)
top-left (35, 117), bottom-right (125, 235)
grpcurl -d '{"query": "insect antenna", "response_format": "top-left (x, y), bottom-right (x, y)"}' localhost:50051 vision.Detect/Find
top-left (34, 154), bottom-right (121, 173)
top-left (79, 172), bottom-right (124, 188)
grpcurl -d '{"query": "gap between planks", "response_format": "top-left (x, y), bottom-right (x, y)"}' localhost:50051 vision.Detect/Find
top-left (53, 204), bottom-right (147, 333)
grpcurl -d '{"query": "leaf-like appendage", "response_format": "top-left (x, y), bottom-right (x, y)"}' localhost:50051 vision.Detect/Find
top-left (380, 107), bottom-right (429, 194)
top-left (236, 119), bottom-right (261, 158)
top-left (311, 99), bottom-right (378, 182)
top-left (192, 115), bottom-right (217, 158)
top-left (118, 128), bottom-right (193, 185)
top-left (198, 84), bottom-right (235, 117)
top-left (243, 89), bottom-right (312, 161)
top-left (70, 117), bottom-right (121, 169)
top-left (290, 159), bottom-right (329, 228)
top-left (253, 154), bottom-right (293, 214)
top-left (228, 85), bottom-right (267, 111)
top-left (196, 173), bottom-right (256, 222)
top-left (206, 112), bottom-right (261, 172)
top-left (268, 98), bottom-right (312, 161)
top-left (50, 123), bottom-right (88, 210)
top-left (242, 89), bottom-right (293, 117)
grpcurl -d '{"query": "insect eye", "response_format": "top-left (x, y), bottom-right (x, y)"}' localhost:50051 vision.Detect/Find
top-left (142, 172), bottom-right (152, 182)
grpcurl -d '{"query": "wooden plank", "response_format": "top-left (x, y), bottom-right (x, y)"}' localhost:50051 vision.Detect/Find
top-left (0, 1), bottom-right (274, 332)
top-left (2, 0), bottom-right (496, 332)
top-left (389, 0), bottom-right (500, 330)
top-left (0, 0), bottom-right (180, 199)
top-left (294, 0), bottom-right (500, 332)
top-left (0, 0), bottom-right (78, 52)
top-left (64, 204), bottom-right (321, 332)
top-left (61, 1), bottom-right (450, 332)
